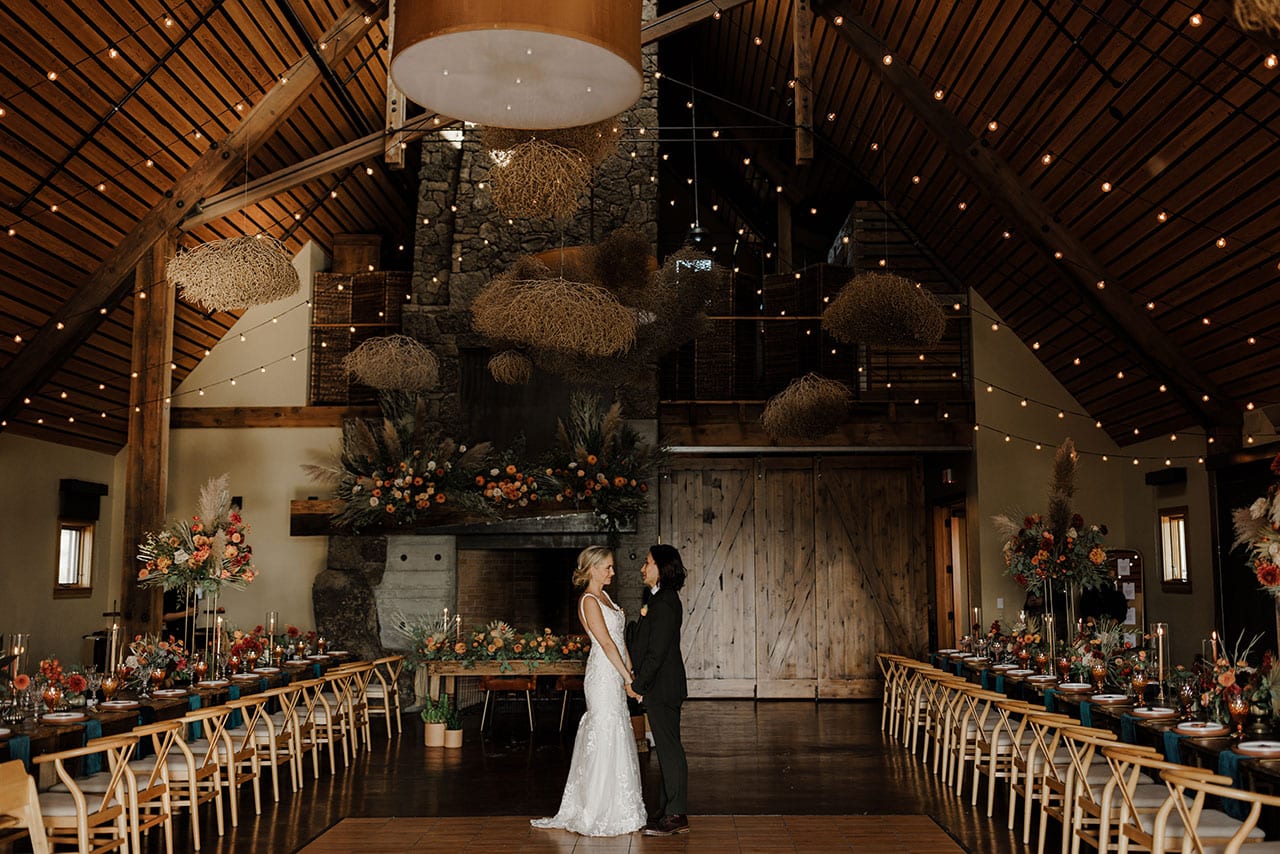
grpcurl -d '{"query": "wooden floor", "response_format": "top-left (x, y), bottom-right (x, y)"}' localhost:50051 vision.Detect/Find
top-left (125, 700), bottom-right (1032, 854)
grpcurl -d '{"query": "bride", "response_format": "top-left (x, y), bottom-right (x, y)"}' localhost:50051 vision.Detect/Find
top-left (532, 546), bottom-right (646, 836)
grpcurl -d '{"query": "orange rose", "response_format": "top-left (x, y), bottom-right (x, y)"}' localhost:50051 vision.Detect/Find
top-left (475, 475), bottom-right (485, 485)
top-left (586, 454), bottom-right (598, 465)
top-left (435, 494), bottom-right (446, 503)
top-left (506, 464), bottom-right (517, 475)
top-left (13, 674), bottom-right (30, 691)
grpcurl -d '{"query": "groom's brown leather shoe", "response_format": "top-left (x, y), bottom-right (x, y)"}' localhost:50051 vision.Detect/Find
top-left (642, 814), bottom-right (689, 835)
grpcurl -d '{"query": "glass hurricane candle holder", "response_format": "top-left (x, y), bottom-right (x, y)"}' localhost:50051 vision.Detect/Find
top-left (295, 640), bottom-right (306, 660)
top-left (101, 675), bottom-right (118, 702)
top-left (1057, 656), bottom-right (1072, 681)
top-left (1130, 670), bottom-right (1149, 707)
top-left (273, 644), bottom-right (285, 663)
top-left (1177, 682), bottom-right (1197, 720)
top-left (1017, 648), bottom-right (1032, 670)
top-left (193, 658), bottom-right (208, 683)
top-left (41, 684), bottom-right (62, 714)
top-left (988, 640), bottom-right (1003, 665)
top-left (1229, 692), bottom-right (1250, 739)
top-left (245, 649), bottom-right (260, 671)
top-left (1034, 651), bottom-right (1049, 675)
top-left (317, 637), bottom-right (327, 655)
top-left (228, 654), bottom-right (241, 675)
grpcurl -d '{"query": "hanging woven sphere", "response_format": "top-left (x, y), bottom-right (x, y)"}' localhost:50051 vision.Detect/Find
top-left (482, 119), bottom-right (621, 220)
top-left (821, 272), bottom-right (946, 348)
top-left (1234, 0), bottom-right (1280, 33)
top-left (167, 235), bottom-right (300, 312)
top-left (471, 265), bottom-right (636, 357)
top-left (488, 350), bottom-right (534, 385)
top-left (761, 374), bottom-right (852, 441)
top-left (342, 335), bottom-right (440, 391)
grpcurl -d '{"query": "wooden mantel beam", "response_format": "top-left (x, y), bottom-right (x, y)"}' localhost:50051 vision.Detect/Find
top-left (813, 0), bottom-right (1240, 431)
top-left (0, 1), bottom-right (386, 425)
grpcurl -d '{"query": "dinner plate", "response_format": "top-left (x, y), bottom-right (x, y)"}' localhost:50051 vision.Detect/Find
top-left (306, 654), bottom-right (331, 660)
top-left (42, 712), bottom-right (87, 722)
top-left (0, 727), bottom-right (10, 738)
top-left (232, 673), bottom-right (260, 680)
top-left (937, 648), bottom-right (958, 654)
top-left (327, 650), bottom-right (350, 656)
top-left (1237, 741), bottom-right (1280, 758)
top-left (1174, 721), bottom-right (1229, 736)
top-left (152, 688), bottom-right (188, 697)
top-left (968, 656), bottom-right (988, 662)
top-left (1026, 674), bottom-right (1057, 683)
top-left (1090, 694), bottom-right (1130, 704)
top-left (98, 700), bottom-right (141, 710)
top-left (1006, 669), bottom-right (1034, 676)
top-left (1130, 706), bottom-right (1178, 719)
top-left (252, 667), bottom-right (281, 674)
top-left (990, 664), bottom-right (1017, 672)
top-left (197, 679), bottom-right (230, 688)
top-left (1057, 683), bottom-right (1093, 692)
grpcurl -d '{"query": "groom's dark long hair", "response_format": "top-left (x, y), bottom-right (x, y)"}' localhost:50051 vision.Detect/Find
top-left (649, 544), bottom-right (687, 592)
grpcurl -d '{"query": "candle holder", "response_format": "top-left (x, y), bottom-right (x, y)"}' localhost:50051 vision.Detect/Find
top-left (193, 657), bottom-right (208, 683)
top-left (5, 633), bottom-right (29, 680)
top-left (1150, 622), bottom-right (1169, 705)
top-left (228, 654), bottom-right (241, 675)
top-left (41, 684), bottom-right (62, 714)
top-left (295, 640), bottom-right (307, 660)
top-left (317, 636), bottom-right (327, 655)
top-left (149, 667), bottom-right (166, 696)
top-left (1177, 681), bottom-right (1196, 720)
top-left (1034, 650), bottom-right (1049, 676)
top-left (1017, 647), bottom-right (1032, 670)
top-left (1091, 660), bottom-right (1107, 693)
top-left (1130, 669), bottom-right (1149, 709)
top-left (1057, 656), bottom-right (1072, 681)
top-left (245, 649), bottom-right (260, 671)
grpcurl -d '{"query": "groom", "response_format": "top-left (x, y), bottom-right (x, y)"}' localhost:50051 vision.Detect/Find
top-left (627, 544), bottom-right (689, 836)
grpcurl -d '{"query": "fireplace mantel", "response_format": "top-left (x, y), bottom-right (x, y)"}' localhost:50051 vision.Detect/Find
top-left (290, 499), bottom-right (633, 542)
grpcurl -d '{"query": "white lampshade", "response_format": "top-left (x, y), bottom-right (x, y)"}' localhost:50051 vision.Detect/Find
top-left (390, 1), bottom-right (643, 129)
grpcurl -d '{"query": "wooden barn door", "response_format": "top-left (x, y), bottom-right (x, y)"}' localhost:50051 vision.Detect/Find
top-left (815, 458), bottom-right (928, 697)
top-left (659, 460), bottom-right (757, 697)
top-left (660, 456), bottom-right (928, 698)
top-left (755, 460), bottom-right (817, 698)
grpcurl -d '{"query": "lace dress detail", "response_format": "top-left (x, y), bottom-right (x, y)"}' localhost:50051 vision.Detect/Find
top-left (531, 592), bottom-right (646, 836)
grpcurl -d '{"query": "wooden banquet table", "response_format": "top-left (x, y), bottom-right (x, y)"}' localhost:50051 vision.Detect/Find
top-left (424, 660), bottom-right (586, 702)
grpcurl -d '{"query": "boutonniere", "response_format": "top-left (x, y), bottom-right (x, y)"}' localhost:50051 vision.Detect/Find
top-left (640, 604), bottom-right (649, 618)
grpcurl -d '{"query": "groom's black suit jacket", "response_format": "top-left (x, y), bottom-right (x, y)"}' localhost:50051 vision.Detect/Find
top-left (629, 587), bottom-right (687, 702)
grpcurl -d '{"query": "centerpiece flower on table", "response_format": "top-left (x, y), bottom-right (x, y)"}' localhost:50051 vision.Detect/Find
top-left (121, 635), bottom-right (189, 693)
top-left (136, 474), bottom-right (256, 593)
top-left (1232, 450), bottom-right (1280, 595)
top-left (398, 616), bottom-right (590, 673)
top-left (993, 439), bottom-right (1111, 599)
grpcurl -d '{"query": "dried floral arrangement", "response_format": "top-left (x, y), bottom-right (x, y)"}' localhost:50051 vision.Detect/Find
top-left (1233, 0), bottom-right (1280, 34)
top-left (168, 235), bottom-right (300, 312)
top-left (822, 271), bottom-right (946, 349)
top-left (760, 373), bottom-right (852, 441)
top-left (993, 439), bottom-right (1110, 597)
top-left (343, 334), bottom-right (440, 391)
top-left (488, 350), bottom-right (534, 385)
top-left (1232, 450), bottom-right (1280, 595)
top-left (137, 474), bottom-right (256, 593)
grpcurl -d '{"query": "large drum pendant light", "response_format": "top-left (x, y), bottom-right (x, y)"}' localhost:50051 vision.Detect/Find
top-left (390, 1), bottom-right (643, 129)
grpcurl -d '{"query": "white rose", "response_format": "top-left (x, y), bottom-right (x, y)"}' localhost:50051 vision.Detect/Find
top-left (370, 497), bottom-right (379, 507)
top-left (427, 461), bottom-right (436, 471)
top-left (459, 445), bottom-right (467, 453)
top-left (174, 549), bottom-right (189, 564)
top-left (490, 468), bottom-right (499, 477)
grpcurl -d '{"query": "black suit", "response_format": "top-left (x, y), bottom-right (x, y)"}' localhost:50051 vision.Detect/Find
top-left (629, 586), bottom-right (688, 817)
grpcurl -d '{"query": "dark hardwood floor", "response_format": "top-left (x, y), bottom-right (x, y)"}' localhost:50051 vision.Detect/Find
top-left (123, 699), bottom-right (1033, 853)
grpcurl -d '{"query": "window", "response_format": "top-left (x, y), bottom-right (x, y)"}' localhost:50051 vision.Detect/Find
top-left (1159, 507), bottom-right (1190, 591)
top-left (55, 519), bottom-right (94, 596)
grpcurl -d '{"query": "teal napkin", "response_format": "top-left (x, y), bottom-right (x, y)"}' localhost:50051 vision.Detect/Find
top-left (1044, 688), bottom-right (1057, 712)
top-left (1120, 713), bottom-right (1137, 744)
top-left (1216, 750), bottom-right (1247, 819)
top-left (1162, 730), bottom-right (1184, 763)
top-left (80, 719), bottom-right (104, 776)
top-left (312, 662), bottom-right (323, 678)
top-left (187, 694), bottom-right (203, 740)
top-left (228, 686), bottom-right (242, 728)
top-left (981, 670), bottom-right (991, 690)
top-left (1079, 701), bottom-right (1093, 728)
top-left (9, 735), bottom-right (30, 772)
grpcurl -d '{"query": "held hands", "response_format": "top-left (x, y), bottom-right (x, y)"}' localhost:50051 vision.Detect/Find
top-left (625, 683), bottom-right (642, 702)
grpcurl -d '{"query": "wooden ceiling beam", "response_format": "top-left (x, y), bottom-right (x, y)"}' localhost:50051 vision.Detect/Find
top-left (0, 1), bottom-right (387, 426)
top-left (813, 0), bottom-right (1241, 432)
top-left (642, 0), bottom-right (757, 42)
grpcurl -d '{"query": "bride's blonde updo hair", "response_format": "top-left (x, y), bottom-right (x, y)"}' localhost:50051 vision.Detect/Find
top-left (572, 546), bottom-right (613, 588)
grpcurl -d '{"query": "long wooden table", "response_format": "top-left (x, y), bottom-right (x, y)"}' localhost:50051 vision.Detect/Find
top-left (423, 660), bottom-right (585, 702)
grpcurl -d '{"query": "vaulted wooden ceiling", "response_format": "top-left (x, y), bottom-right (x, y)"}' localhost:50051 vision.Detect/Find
top-left (0, 0), bottom-right (1276, 452)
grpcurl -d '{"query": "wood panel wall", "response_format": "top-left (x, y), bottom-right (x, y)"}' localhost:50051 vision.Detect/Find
top-left (660, 456), bottom-right (928, 698)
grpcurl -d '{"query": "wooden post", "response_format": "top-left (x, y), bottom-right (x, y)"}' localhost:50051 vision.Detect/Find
top-left (120, 235), bottom-right (176, 638)
top-left (777, 195), bottom-right (794, 272)
top-left (792, 0), bottom-right (814, 165)
top-left (384, 0), bottom-right (407, 168)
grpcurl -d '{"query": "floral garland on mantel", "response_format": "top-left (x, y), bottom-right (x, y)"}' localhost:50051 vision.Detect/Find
top-left (304, 392), bottom-right (663, 533)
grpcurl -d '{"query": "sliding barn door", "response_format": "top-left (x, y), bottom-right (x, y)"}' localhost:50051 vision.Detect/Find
top-left (815, 459), bottom-right (928, 697)
top-left (660, 456), bottom-right (928, 698)
top-left (659, 460), bottom-right (757, 696)
top-left (755, 460), bottom-right (817, 698)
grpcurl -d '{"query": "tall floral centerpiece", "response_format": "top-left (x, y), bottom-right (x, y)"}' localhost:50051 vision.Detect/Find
top-left (1232, 451), bottom-right (1280, 595)
top-left (994, 439), bottom-right (1111, 643)
top-left (136, 474), bottom-right (257, 654)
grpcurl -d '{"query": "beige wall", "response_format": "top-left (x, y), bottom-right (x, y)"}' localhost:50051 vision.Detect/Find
top-left (0, 433), bottom-right (125, 664)
top-left (968, 291), bottom-right (1212, 663)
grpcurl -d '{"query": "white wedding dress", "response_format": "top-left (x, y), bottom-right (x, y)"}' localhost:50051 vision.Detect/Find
top-left (531, 591), bottom-right (646, 836)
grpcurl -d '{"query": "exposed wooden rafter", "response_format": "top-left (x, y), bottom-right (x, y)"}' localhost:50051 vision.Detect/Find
top-left (0, 1), bottom-right (387, 427)
top-left (813, 0), bottom-right (1241, 432)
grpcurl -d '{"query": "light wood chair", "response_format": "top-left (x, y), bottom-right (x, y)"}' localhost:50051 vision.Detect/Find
top-left (0, 759), bottom-right (49, 854)
top-left (1101, 745), bottom-right (1264, 853)
top-left (250, 685), bottom-right (303, 798)
top-left (971, 699), bottom-right (1039, 819)
top-left (34, 733), bottom-right (136, 854)
top-left (366, 655), bottom-right (405, 738)
top-left (1065, 732), bottom-right (1159, 854)
top-left (167, 704), bottom-right (230, 845)
top-left (316, 669), bottom-right (356, 768)
top-left (556, 674), bottom-right (585, 731)
top-left (339, 662), bottom-right (376, 752)
top-left (289, 678), bottom-right (326, 781)
top-left (1036, 724), bottom-right (1115, 854)
top-left (1156, 768), bottom-right (1280, 854)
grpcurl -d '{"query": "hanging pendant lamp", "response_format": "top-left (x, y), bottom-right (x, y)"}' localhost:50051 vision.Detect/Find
top-left (390, 0), bottom-right (643, 129)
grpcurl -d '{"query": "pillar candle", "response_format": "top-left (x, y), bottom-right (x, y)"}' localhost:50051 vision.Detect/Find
top-left (107, 623), bottom-right (119, 672)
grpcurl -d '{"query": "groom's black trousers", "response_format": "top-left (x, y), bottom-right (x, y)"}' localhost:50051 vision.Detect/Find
top-left (647, 696), bottom-right (687, 816)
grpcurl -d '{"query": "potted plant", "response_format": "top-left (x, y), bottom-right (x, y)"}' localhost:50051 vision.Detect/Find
top-left (421, 695), bottom-right (447, 747)
top-left (443, 704), bottom-right (463, 749)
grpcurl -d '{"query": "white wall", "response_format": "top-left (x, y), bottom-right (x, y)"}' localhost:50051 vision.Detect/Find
top-left (0, 434), bottom-right (124, 663)
top-left (174, 240), bottom-right (323, 407)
